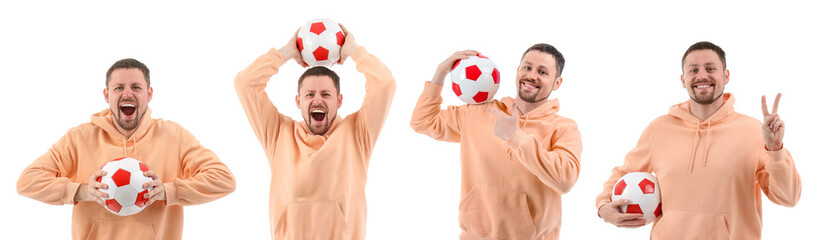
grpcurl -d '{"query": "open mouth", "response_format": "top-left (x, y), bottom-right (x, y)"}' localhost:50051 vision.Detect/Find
top-left (521, 80), bottom-right (541, 90)
top-left (120, 103), bottom-right (136, 117)
top-left (311, 109), bottom-right (326, 121)
top-left (692, 82), bottom-right (714, 90)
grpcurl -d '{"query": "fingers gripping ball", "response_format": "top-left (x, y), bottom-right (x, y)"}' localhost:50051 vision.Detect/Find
top-left (296, 18), bottom-right (345, 67)
top-left (611, 172), bottom-right (662, 223)
top-left (97, 157), bottom-right (153, 216)
top-left (450, 54), bottom-right (500, 104)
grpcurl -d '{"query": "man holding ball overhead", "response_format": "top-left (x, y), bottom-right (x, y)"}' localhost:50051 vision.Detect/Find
top-left (17, 58), bottom-right (237, 240)
top-left (411, 44), bottom-right (582, 239)
top-left (234, 23), bottom-right (395, 239)
top-left (595, 41), bottom-right (801, 239)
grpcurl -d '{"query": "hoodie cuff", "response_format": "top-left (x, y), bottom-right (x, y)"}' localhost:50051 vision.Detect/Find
top-left (507, 130), bottom-right (527, 150)
top-left (163, 182), bottom-right (179, 206)
top-left (765, 148), bottom-right (787, 164)
top-left (423, 81), bottom-right (443, 97)
top-left (64, 181), bottom-right (81, 205)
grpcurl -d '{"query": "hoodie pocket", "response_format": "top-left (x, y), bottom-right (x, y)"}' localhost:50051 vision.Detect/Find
top-left (85, 220), bottom-right (157, 240)
top-left (277, 201), bottom-right (349, 240)
top-left (459, 184), bottom-right (536, 240)
top-left (651, 210), bottom-right (730, 240)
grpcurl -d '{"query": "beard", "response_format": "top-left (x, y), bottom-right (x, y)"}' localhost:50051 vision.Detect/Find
top-left (111, 107), bottom-right (145, 131)
top-left (517, 79), bottom-right (550, 103)
top-left (307, 118), bottom-right (331, 135)
top-left (689, 80), bottom-right (722, 105)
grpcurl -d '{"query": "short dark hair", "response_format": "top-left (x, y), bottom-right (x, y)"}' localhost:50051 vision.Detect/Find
top-left (522, 43), bottom-right (565, 77)
top-left (297, 66), bottom-right (341, 93)
top-left (106, 58), bottom-right (150, 88)
top-left (682, 41), bottom-right (726, 71)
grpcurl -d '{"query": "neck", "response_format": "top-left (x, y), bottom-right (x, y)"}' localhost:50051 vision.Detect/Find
top-left (689, 96), bottom-right (724, 121)
top-left (515, 97), bottom-right (547, 115)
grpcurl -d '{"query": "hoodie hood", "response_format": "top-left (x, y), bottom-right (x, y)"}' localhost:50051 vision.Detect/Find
top-left (90, 108), bottom-right (154, 159)
top-left (668, 93), bottom-right (737, 173)
top-left (498, 97), bottom-right (560, 118)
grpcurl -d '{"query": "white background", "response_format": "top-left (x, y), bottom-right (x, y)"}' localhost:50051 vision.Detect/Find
top-left (1, 0), bottom-right (830, 239)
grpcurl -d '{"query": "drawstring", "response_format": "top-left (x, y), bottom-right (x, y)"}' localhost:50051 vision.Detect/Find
top-left (688, 124), bottom-right (700, 173)
top-left (121, 137), bottom-right (138, 159)
top-left (688, 120), bottom-right (713, 173)
top-left (703, 120), bottom-right (711, 168)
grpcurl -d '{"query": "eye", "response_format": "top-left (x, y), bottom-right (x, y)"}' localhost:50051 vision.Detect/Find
top-left (114, 87), bottom-right (123, 90)
top-left (306, 93), bottom-right (314, 97)
top-left (707, 67), bottom-right (716, 72)
top-left (539, 70), bottom-right (548, 75)
top-left (690, 69), bottom-right (698, 73)
top-left (523, 66), bottom-right (532, 71)
top-left (323, 93), bottom-right (331, 97)
top-left (132, 86), bottom-right (141, 90)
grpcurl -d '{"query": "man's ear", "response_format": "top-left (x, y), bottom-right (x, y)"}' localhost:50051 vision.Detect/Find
top-left (338, 94), bottom-right (343, 108)
top-left (103, 88), bottom-right (109, 103)
top-left (148, 87), bottom-right (153, 102)
top-left (552, 77), bottom-right (563, 92)
top-left (296, 95), bottom-right (301, 109)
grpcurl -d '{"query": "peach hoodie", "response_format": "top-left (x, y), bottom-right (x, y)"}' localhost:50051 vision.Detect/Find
top-left (234, 47), bottom-right (395, 240)
top-left (595, 93), bottom-right (801, 239)
top-left (411, 82), bottom-right (582, 240)
top-left (17, 109), bottom-right (236, 240)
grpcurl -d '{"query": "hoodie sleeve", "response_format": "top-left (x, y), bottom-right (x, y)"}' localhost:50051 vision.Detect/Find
top-left (410, 82), bottom-right (466, 142)
top-left (507, 119), bottom-right (582, 194)
top-left (17, 130), bottom-right (82, 205)
top-left (595, 126), bottom-right (654, 210)
top-left (351, 47), bottom-right (396, 159)
top-left (163, 126), bottom-right (236, 206)
top-left (756, 148), bottom-right (801, 207)
top-left (234, 48), bottom-right (294, 158)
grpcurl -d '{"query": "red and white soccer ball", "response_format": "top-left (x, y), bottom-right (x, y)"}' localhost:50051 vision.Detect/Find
top-left (450, 54), bottom-right (500, 104)
top-left (611, 172), bottom-right (662, 222)
top-left (296, 18), bottom-right (345, 67)
top-left (97, 157), bottom-right (153, 216)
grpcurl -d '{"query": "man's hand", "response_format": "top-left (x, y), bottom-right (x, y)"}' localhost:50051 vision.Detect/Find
top-left (432, 50), bottom-right (481, 85)
top-left (761, 93), bottom-right (785, 151)
top-left (278, 28), bottom-right (308, 67)
top-left (487, 104), bottom-right (521, 141)
top-left (599, 199), bottom-right (648, 228)
top-left (337, 23), bottom-right (358, 64)
top-left (142, 171), bottom-right (166, 206)
top-left (74, 170), bottom-right (108, 206)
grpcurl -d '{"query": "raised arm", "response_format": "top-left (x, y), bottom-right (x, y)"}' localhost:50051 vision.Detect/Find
top-left (234, 31), bottom-right (303, 157)
top-left (410, 50), bottom-right (480, 142)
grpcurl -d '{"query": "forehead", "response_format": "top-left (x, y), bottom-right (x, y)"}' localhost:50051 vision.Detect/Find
top-left (299, 75), bottom-right (337, 92)
top-left (521, 50), bottom-right (557, 69)
top-left (684, 49), bottom-right (721, 66)
top-left (109, 68), bottom-right (147, 86)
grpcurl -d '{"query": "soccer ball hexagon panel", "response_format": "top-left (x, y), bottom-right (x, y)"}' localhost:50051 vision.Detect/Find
top-left (450, 55), bottom-right (500, 104)
top-left (97, 157), bottom-right (153, 216)
top-left (611, 172), bottom-right (662, 223)
top-left (297, 18), bottom-right (345, 67)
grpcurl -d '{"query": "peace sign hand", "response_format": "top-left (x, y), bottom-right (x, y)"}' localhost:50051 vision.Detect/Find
top-left (761, 93), bottom-right (785, 151)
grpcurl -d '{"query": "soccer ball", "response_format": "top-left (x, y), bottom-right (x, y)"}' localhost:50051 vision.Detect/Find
top-left (296, 18), bottom-right (345, 67)
top-left (611, 172), bottom-right (662, 222)
top-left (449, 54), bottom-right (500, 104)
top-left (97, 157), bottom-right (153, 216)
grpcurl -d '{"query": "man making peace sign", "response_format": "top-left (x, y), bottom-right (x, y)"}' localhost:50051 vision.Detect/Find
top-left (595, 41), bottom-right (801, 239)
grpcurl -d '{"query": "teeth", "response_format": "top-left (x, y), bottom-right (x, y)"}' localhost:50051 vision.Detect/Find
top-left (121, 103), bottom-right (135, 107)
top-left (695, 85), bottom-right (711, 89)
top-left (312, 110), bottom-right (325, 114)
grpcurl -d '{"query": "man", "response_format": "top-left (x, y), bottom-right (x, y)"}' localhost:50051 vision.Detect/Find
top-left (596, 41), bottom-right (801, 239)
top-left (17, 58), bottom-right (236, 240)
top-left (411, 44), bottom-right (582, 240)
top-left (234, 26), bottom-right (395, 239)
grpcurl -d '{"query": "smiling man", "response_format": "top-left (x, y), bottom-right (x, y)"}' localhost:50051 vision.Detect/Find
top-left (595, 41), bottom-right (801, 239)
top-left (234, 25), bottom-right (395, 240)
top-left (411, 44), bottom-right (582, 240)
top-left (17, 58), bottom-right (236, 240)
